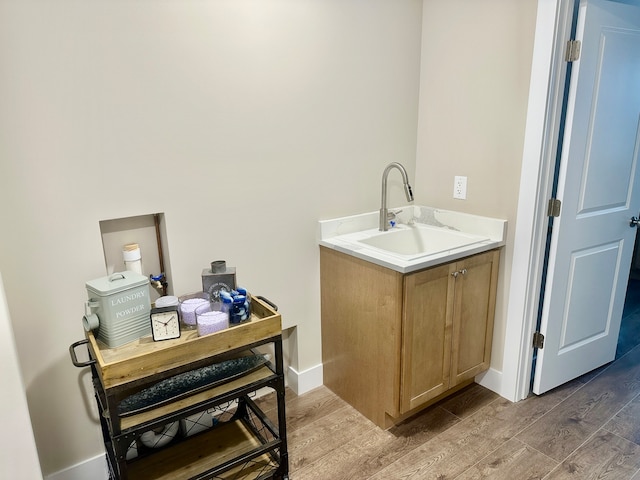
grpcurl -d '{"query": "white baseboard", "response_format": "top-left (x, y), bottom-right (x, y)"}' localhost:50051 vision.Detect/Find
top-left (287, 363), bottom-right (323, 395)
top-left (475, 367), bottom-right (511, 399)
top-left (46, 453), bottom-right (108, 480)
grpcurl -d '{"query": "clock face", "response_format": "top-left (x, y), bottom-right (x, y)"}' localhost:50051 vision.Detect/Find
top-left (150, 307), bottom-right (181, 341)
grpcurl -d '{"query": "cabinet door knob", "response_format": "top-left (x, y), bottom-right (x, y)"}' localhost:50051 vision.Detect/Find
top-left (452, 269), bottom-right (467, 278)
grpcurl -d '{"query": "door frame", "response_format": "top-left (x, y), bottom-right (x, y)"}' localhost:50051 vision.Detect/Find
top-left (498, 0), bottom-right (579, 402)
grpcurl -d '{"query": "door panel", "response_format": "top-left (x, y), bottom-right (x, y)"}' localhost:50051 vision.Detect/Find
top-left (560, 242), bottom-right (619, 349)
top-left (580, 28), bottom-right (640, 212)
top-left (533, 0), bottom-right (640, 395)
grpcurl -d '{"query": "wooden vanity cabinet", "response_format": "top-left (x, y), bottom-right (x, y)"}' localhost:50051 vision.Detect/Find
top-left (320, 246), bottom-right (500, 428)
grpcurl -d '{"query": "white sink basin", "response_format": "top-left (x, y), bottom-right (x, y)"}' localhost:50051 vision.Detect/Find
top-left (358, 225), bottom-right (489, 259)
top-left (318, 206), bottom-right (507, 273)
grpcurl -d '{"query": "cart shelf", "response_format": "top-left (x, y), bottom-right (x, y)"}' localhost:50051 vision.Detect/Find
top-left (118, 366), bottom-right (276, 432)
top-left (126, 403), bottom-right (281, 480)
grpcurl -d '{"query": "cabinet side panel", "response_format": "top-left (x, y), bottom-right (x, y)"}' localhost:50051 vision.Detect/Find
top-left (401, 263), bottom-right (454, 413)
top-left (451, 250), bottom-right (500, 384)
top-left (320, 247), bottom-right (403, 426)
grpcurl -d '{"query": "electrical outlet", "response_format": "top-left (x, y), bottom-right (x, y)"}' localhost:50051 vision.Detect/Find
top-left (453, 176), bottom-right (467, 199)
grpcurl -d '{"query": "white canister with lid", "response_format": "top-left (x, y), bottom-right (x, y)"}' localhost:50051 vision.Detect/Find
top-left (123, 243), bottom-right (143, 274)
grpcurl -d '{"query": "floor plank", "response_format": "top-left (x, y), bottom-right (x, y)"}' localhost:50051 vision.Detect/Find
top-left (603, 394), bottom-right (640, 445)
top-left (438, 382), bottom-right (500, 418)
top-left (293, 405), bottom-right (461, 480)
top-left (544, 431), bottom-right (640, 479)
top-left (517, 345), bottom-right (640, 461)
top-left (456, 438), bottom-right (558, 480)
top-left (291, 427), bottom-right (396, 480)
top-left (287, 403), bottom-right (376, 471)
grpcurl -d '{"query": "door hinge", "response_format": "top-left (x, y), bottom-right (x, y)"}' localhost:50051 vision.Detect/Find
top-left (565, 40), bottom-right (581, 62)
top-left (548, 198), bottom-right (562, 217)
top-left (533, 331), bottom-right (545, 349)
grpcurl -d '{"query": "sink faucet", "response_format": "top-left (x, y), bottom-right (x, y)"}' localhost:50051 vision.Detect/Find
top-left (380, 162), bottom-right (414, 231)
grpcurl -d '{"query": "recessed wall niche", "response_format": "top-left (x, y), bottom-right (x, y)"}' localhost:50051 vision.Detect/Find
top-left (99, 213), bottom-right (173, 303)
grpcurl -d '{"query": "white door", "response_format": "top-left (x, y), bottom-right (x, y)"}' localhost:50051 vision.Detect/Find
top-left (533, 0), bottom-right (640, 395)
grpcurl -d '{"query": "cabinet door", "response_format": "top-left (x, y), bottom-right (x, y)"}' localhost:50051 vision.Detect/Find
top-left (450, 250), bottom-right (500, 386)
top-left (400, 262), bottom-right (456, 413)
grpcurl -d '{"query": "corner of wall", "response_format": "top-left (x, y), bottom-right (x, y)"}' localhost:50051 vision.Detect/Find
top-left (287, 363), bottom-right (324, 395)
top-left (475, 367), bottom-right (520, 403)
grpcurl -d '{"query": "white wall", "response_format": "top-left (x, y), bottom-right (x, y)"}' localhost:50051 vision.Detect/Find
top-left (0, 272), bottom-right (43, 479)
top-left (415, 0), bottom-right (538, 379)
top-left (0, 0), bottom-right (422, 475)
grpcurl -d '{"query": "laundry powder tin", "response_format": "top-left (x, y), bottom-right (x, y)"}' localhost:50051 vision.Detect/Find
top-left (85, 271), bottom-right (151, 347)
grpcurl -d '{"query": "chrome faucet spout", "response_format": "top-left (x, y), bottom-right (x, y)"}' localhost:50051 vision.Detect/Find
top-left (380, 162), bottom-right (414, 231)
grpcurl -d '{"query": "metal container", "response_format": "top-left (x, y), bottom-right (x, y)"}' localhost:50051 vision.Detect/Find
top-left (202, 260), bottom-right (236, 302)
top-left (85, 271), bottom-right (151, 347)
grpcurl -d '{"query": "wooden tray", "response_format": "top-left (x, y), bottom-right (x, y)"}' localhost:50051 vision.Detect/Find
top-left (86, 296), bottom-right (281, 389)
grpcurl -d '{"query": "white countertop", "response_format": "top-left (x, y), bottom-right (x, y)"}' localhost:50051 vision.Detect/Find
top-left (318, 205), bottom-right (507, 273)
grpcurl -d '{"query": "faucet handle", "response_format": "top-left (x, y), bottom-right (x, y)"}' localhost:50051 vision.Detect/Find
top-left (386, 209), bottom-right (403, 228)
top-left (387, 208), bottom-right (403, 219)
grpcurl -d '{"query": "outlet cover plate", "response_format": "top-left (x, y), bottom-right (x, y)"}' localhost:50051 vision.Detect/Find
top-left (453, 176), bottom-right (467, 199)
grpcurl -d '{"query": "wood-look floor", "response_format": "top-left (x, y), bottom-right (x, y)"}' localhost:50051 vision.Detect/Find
top-left (256, 279), bottom-right (640, 479)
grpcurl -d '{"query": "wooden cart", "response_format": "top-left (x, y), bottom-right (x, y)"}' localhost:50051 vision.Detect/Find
top-left (70, 296), bottom-right (289, 480)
